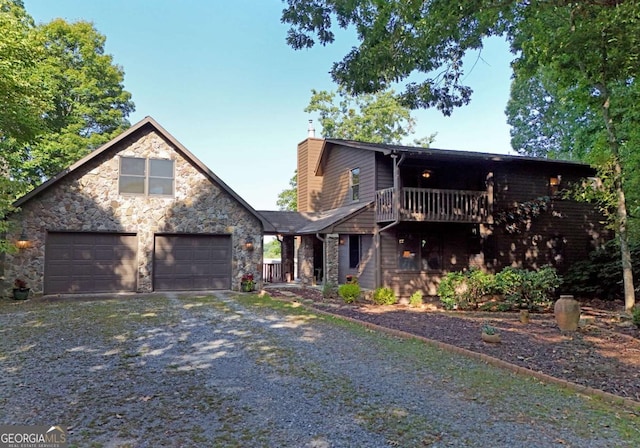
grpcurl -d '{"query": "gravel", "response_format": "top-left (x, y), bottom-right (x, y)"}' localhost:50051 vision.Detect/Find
top-left (0, 292), bottom-right (638, 447)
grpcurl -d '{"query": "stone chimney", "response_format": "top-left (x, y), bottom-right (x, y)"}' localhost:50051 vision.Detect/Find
top-left (307, 119), bottom-right (315, 138)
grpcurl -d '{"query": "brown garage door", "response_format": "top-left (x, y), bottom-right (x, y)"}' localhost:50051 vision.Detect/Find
top-left (153, 235), bottom-right (231, 290)
top-left (45, 232), bottom-right (138, 294)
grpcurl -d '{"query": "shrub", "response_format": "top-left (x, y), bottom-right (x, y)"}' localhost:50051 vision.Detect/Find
top-left (437, 269), bottom-right (495, 310)
top-left (409, 290), bottom-right (423, 308)
top-left (338, 283), bottom-right (361, 304)
top-left (437, 271), bottom-right (466, 310)
top-left (372, 287), bottom-right (397, 305)
top-left (497, 266), bottom-right (560, 310)
top-left (561, 240), bottom-right (640, 300)
top-left (632, 307), bottom-right (640, 328)
top-left (322, 282), bottom-right (338, 300)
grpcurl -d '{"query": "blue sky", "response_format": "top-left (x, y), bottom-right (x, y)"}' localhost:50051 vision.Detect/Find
top-left (25, 0), bottom-right (515, 210)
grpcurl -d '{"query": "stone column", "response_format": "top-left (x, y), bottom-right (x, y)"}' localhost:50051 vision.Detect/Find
top-left (298, 235), bottom-right (314, 286)
top-left (325, 233), bottom-right (339, 286)
top-left (281, 235), bottom-right (295, 282)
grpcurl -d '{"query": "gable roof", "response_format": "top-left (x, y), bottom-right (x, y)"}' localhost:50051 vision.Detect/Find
top-left (258, 202), bottom-right (372, 235)
top-left (14, 116), bottom-right (274, 232)
top-left (315, 138), bottom-right (592, 176)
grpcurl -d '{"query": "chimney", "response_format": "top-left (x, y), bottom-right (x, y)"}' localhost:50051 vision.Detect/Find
top-left (307, 119), bottom-right (315, 138)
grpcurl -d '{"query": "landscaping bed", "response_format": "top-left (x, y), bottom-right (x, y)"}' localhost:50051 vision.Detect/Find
top-left (265, 286), bottom-right (640, 403)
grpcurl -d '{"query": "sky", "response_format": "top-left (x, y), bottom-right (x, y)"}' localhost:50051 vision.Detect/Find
top-left (25, 0), bottom-right (515, 211)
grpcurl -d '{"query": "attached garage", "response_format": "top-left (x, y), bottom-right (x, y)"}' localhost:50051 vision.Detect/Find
top-left (153, 235), bottom-right (231, 290)
top-left (44, 232), bottom-right (138, 294)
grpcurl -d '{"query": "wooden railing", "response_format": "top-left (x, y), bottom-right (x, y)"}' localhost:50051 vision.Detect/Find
top-left (375, 187), bottom-right (489, 223)
top-left (263, 262), bottom-right (283, 283)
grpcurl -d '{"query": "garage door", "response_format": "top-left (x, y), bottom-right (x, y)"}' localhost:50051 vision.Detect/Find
top-left (45, 232), bottom-right (138, 294)
top-left (153, 235), bottom-right (231, 290)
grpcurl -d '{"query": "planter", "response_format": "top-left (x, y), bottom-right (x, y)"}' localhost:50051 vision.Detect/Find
top-left (481, 332), bottom-right (501, 343)
top-left (554, 294), bottom-right (580, 331)
top-left (12, 288), bottom-right (30, 300)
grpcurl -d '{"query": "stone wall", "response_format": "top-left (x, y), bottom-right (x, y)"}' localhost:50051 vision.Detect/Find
top-left (3, 128), bottom-right (263, 296)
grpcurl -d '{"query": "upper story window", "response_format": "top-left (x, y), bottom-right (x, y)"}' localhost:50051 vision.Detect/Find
top-left (119, 157), bottom-right (175, 196)
top-left (549, 175), bottom-right (561, 196)
top-left (350, 167), bottom-right (360, 201)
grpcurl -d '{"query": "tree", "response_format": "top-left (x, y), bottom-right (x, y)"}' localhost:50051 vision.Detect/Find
top-left (277, 171), bottom-right (298, 211)
top-left (7, 18), bottom-right (134, 193)
top-left (281, 0), bottom-right (639, 310)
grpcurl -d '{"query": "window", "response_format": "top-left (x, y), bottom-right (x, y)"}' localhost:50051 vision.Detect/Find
top-left (349, 167), bottom-right (360, 201)
top-left (549, 175), bottom-right (561, 195)
top-left (119, 157), bottom-right (174, 196)
top-left (398, 233), bottom-right (442, 271)
top-left (349, 235), bottom-right (361, 269)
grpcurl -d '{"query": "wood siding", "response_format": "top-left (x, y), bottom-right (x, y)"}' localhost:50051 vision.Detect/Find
top-left (330, 205), bottom-right (376, 234)
top-left (339, 234), bottom-right (375, 289)
top-left (297, 138), bottom-right (324, 212)
top-left (320, 144), bottom-right (376, 210)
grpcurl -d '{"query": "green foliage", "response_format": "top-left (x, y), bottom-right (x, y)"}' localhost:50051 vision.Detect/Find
top-left (276, 171), bottom-right (297, 211)
top-left (497, 266), bottom-right (561, 311)
top-left (436, 271), bottom-right (465, 310)
top-left (305, 87), bottom-right (435, 144)
top-left (322, 282), bottom-right (338, 300)
top-left (438, 266), bottom-right (560, 311)
top-left (409, 290), bottom-right (423, 308)
top-left (481, 322), bottom-right (498, 335)
top-left (562, 241), bottom-right (640, 300)
top-left (632, 307), bottom-right (640, 328)
top-left (263, 239), bottom-right (281, 259)
top-left (372, 287), bottom-right (397, 306)
top-left (338, 283), bottom-right (361, 304)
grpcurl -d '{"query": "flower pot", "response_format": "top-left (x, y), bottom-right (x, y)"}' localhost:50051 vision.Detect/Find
top-left (12, 288), bottom-right (30, 300)
top-left (481, 332), bottom-right (501, 343)
top-left (554, 295), bottom-right (580, 331)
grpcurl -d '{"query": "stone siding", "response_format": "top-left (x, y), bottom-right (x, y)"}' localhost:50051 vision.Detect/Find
top-left (3, 128), bottom-right (262, 295)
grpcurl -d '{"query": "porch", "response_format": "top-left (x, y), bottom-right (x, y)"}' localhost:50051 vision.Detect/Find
top-left (375, 187), bottom-right (490, 223)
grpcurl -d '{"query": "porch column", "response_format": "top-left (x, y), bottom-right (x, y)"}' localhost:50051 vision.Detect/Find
top-left (325, 233), bottom-right (339, 286)
top-left (281, 235), bottom-right (295, 282)
top-left (298, 235), bottom-right (314, 286)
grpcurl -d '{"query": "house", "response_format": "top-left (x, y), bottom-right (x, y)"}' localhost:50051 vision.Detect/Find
top-left (2, 117), bottom-right (271, 296)
top-left (261, 134), bottom-right (607, 298)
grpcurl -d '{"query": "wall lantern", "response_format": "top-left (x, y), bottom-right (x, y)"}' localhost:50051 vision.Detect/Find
top-left (421, 169), bottom-right (433, 179)
top-left (245, 238), bottom-right (255, 251)
top-left (16, 230), bottom-right (31, 250)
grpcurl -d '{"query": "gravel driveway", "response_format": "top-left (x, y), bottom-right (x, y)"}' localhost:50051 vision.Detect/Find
top-left (0, 292), bottom-right (638, 447)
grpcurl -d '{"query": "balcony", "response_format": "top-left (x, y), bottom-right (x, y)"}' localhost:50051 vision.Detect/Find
top-left (375, 187), bottom-right (490, 223)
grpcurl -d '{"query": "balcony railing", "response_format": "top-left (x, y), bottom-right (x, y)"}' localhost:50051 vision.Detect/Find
top-left (375, 187), bottom-right (490, 223)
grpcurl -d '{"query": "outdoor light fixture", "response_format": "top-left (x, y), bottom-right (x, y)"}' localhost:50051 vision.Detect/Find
top-left (16, 230), bottom-right (31, 250)
top-left (245, 238), bottom-right (255, 251)
top-left (421, 169), bottom-right (433, 179)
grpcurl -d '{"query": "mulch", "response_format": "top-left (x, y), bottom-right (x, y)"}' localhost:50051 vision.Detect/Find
top-left (265, 286), bottom-right (640, 404)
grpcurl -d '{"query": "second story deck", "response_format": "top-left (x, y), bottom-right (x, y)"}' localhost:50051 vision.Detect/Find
top-left (375, 187), bottom-right (490, 223)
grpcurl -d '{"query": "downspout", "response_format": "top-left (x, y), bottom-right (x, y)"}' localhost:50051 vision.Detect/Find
top-left (375, 153), bottom-right (405, 287)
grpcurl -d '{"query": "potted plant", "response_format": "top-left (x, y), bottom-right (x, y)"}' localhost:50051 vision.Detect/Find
top-left (481, 322), bottom-right (501, 343)
top-left (13, 278), bottom-right (30, 300)
top-left (240, 274), bottom-right (255, 292)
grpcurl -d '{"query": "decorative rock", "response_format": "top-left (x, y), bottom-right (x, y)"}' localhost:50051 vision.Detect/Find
top-left (555, 295), bottom-right (581, 331)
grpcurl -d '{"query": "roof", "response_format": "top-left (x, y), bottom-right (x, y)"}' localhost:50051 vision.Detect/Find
top-left (258, 202), bottom-right (372, 235)
top-left (315, 138), bottom-right (591, 176)
top-left (14, 116), bottom-right (275, 232)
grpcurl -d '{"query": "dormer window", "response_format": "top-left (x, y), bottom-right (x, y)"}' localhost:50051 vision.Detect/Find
top-left (119, 157), bottom-right (175, 196)
top-left (350, 167), bottom-right (360, 202)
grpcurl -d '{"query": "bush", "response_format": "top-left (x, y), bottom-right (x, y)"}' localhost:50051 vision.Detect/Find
top-left (338, 283), bottom-right (361, 304)
top-left (496, 266), bottom-right (560, 310)
top-left (561, 240), bottom-right (640, 300)
top-left (632, 307), bottom-right (640, 328)
top-left (322, 282), bottom-right (338, 300)
top-left (437, 269), bottom-right (494, 310)
top-left (409, 290), bottom-right (423, 308)
top-left (372, 287), bottom-right (397, 305)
